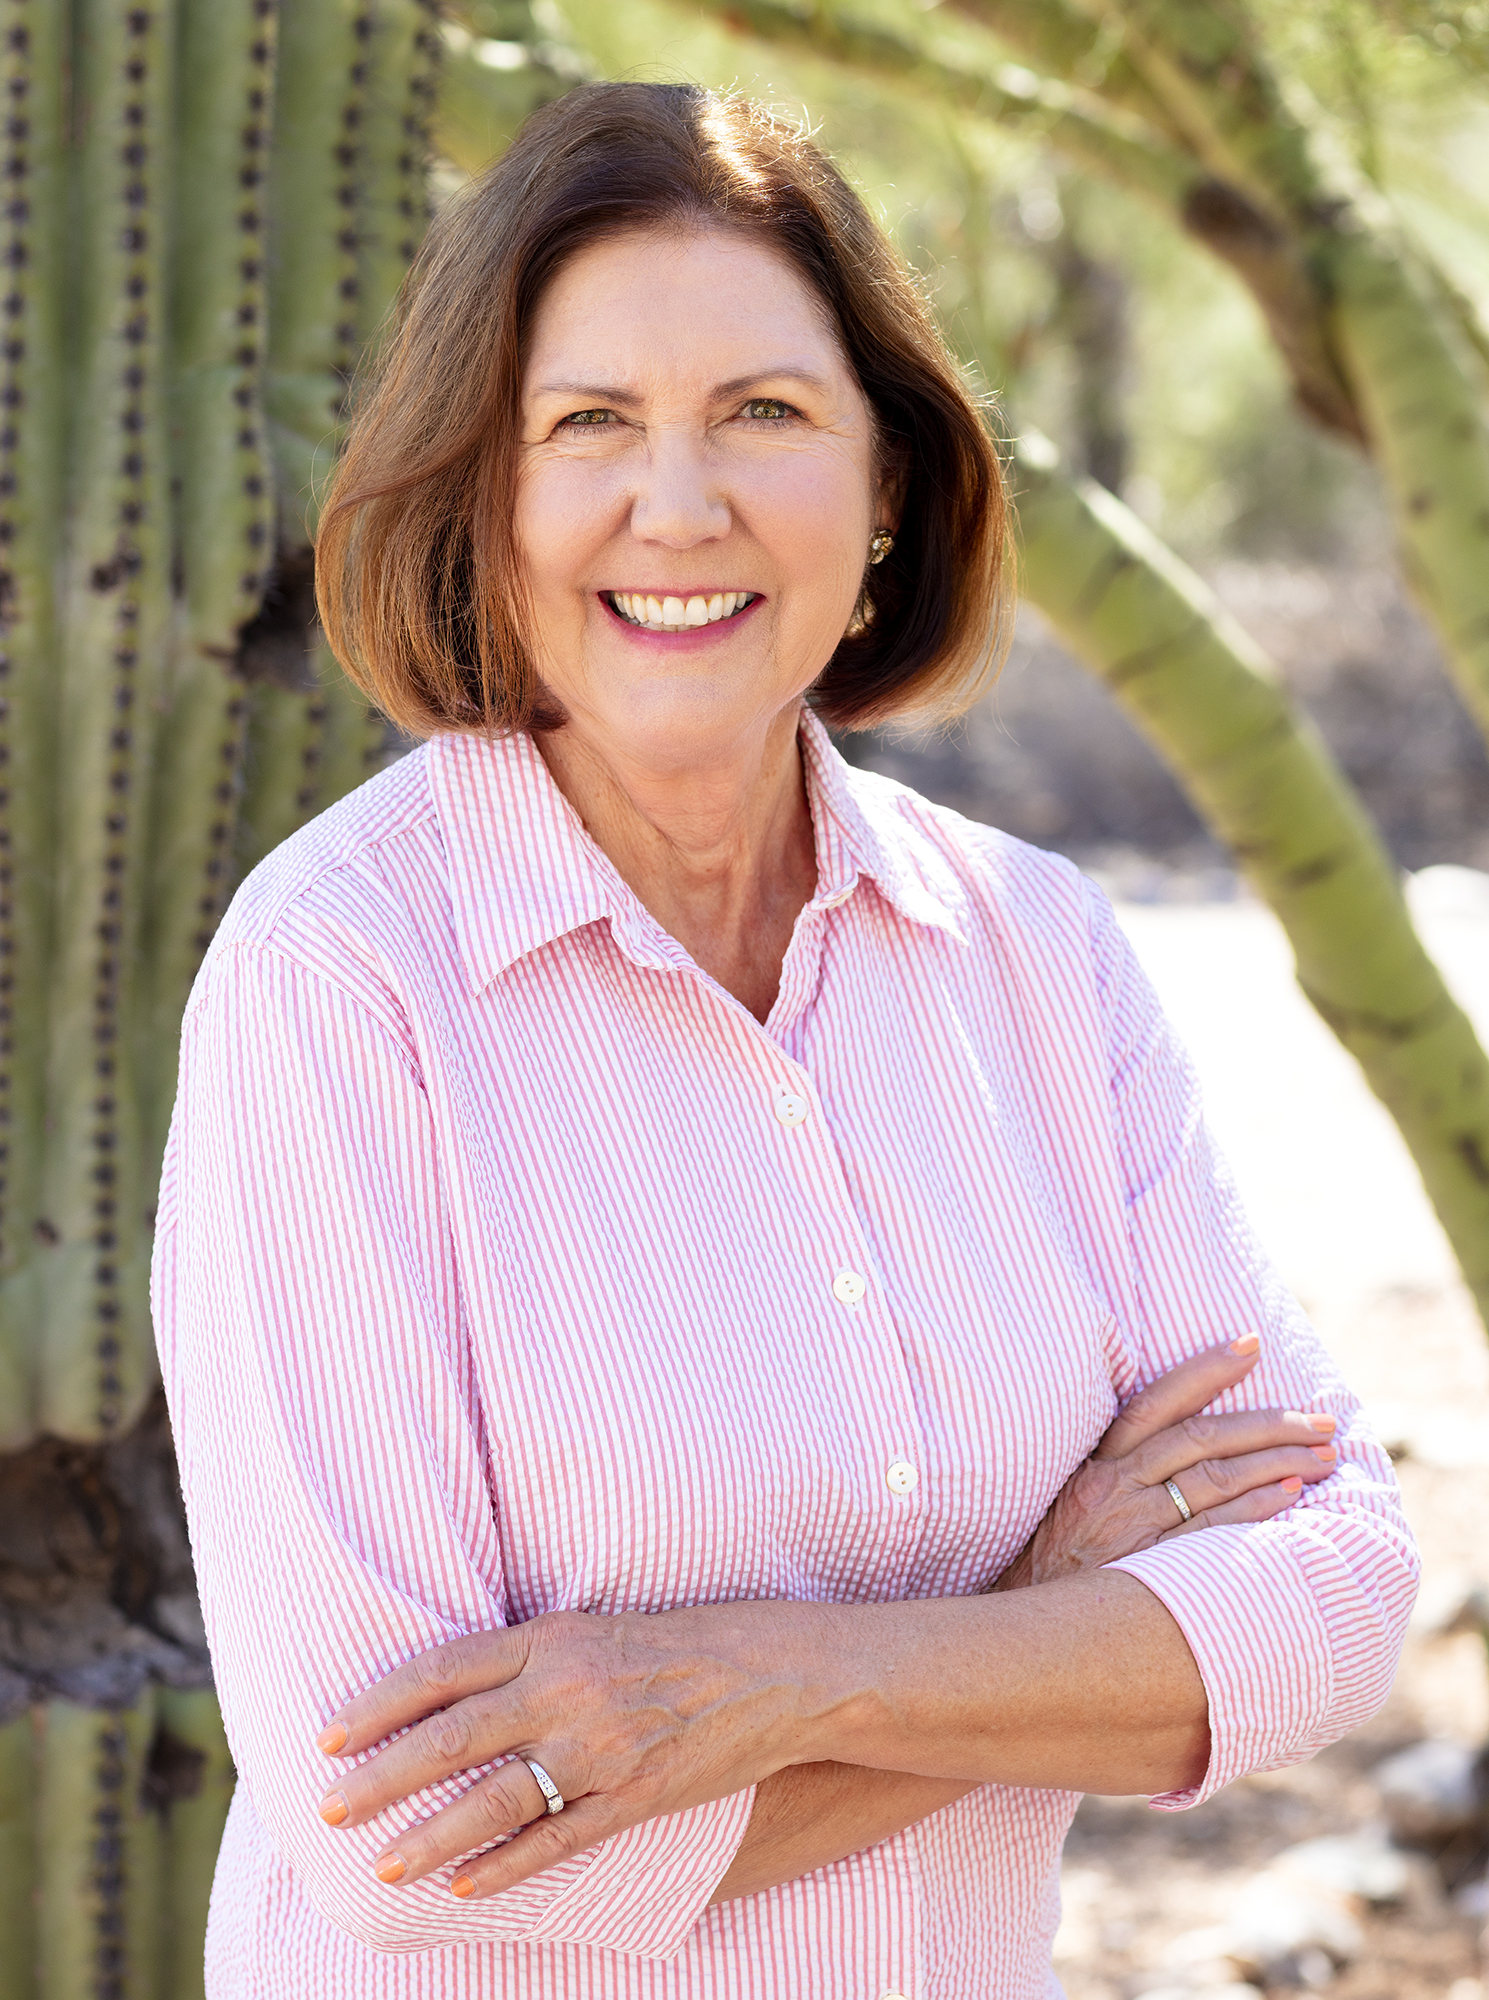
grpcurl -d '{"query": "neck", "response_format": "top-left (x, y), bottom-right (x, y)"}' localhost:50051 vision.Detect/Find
top-left (535, 706), bottom-right (818, 1024)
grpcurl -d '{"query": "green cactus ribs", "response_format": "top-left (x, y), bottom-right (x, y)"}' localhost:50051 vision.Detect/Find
top-left (0, 15), bottom-right (28, 1280)
top-left (0, 0), bottom-right (445, 1987)
top-left (89, 4), bottom-right (158, 1441)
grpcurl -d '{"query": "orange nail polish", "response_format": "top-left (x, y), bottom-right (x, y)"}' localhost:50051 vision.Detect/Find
top-left (1229, 1332), bottom-right (1260, 1356)
top-left (1306, 1413), bottom-right (1337, 1434)
top-left (1280, 1476), bottom-right (1303, 1493)
top-left (451, 1876), bottom-right (476, 1899)
top-left (376, 1854), bottom-right (406, 1884)
top-left (318, 1793), bottom-right (349, 1826)
top-left (317, 1721), bottom-right (349, 1755)
top-left (1311, 1444), bottom-right (1337, 1462)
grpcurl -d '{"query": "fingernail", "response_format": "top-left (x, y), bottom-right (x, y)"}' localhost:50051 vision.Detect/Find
top-left (1229, 1332), bottom-right (1260, 1356)
top-left (318, 1793), bottom-right (349, 1826)
top-left (1280, 1476), bottom-right (1303, 1493)
top-left (451, 1875), bottom-right (476, 1899)
top-left (376, 1853), bottom-right (406, 1884)
top-left (1310, 1444), bottom-right (1338, 1462)
top-left (316, 1721), bottom-right (348, 1755)
top-left (1305, 1413), bottom-right (1336, 1434)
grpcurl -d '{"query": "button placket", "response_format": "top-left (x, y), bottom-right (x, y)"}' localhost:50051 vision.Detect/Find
top-left (751, 1045), bottom-right (928, 1562)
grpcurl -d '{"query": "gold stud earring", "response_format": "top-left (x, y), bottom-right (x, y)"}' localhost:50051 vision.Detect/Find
top-left (868, 529), bottom-right (895, 564)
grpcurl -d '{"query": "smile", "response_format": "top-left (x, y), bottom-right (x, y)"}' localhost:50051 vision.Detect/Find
top-left (605, 591), bottom-right (757, 632)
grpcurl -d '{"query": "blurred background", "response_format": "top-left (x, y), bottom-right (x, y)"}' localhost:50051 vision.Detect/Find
top-left (3, 3), bottom-right (1489, 1995)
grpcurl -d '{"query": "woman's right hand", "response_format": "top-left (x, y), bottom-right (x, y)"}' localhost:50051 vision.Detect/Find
top-left (990, 1334), bottom-right (1338, 1592)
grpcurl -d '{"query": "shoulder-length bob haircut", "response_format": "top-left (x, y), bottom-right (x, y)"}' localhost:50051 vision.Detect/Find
top-left (316, 82), bottom-right (1011, 738)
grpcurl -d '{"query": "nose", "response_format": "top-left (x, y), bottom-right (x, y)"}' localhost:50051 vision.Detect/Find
top-left (629, 431), bottom-right (730, 549)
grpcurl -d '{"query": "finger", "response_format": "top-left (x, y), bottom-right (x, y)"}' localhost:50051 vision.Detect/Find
top-left (369, 1758), bottom-right (551, 1887)
top-left (1156, 1443), bottom-right (1336, 1526)
top-left (1134, 1406), bottom-right (1338, 1489)
top-left (1095, 1333), bottom-right (1262, 1460)
top-left (450, 1795), bottom-right (622, 1899)
top-left (316, 1629), bottom-right (529, 1760)
top-left (320, 1686), bottom-right (539, 1827)
top-left (1159, 1475), bottom-right (1305, 1539)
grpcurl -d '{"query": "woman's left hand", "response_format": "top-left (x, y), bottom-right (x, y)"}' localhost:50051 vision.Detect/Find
top-left (989, 1334), bottom-right (1338, 1592)
top-left (313, 1600), bottom-right (846, 1900)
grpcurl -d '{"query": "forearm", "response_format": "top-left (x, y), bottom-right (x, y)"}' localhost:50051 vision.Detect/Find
top-left (712, 1568), bottom-right (1205, 1906)
top-left (792, 1569), bottom-right (1209, 1796)
top-left (709, 1764), bottom-right (974, 1905)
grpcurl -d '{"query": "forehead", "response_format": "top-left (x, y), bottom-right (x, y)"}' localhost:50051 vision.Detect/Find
top-left (522, 224), bottom-right (848, 389)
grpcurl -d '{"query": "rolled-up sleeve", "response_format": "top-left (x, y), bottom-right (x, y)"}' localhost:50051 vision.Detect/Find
top-left (151, 942), bottom-right (753, 1957)
top-left (1081, 884), bottom-right (1420, 1808)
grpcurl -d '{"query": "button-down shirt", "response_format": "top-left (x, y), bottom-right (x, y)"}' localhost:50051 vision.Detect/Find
top-left (153, 712), bottom-right (1417, 1999)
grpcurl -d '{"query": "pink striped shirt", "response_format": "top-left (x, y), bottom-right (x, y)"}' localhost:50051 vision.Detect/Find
top-left (153, 712), bottom-right (1417, 1999)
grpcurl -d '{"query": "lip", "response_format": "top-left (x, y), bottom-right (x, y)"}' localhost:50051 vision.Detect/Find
top-left (598, 592), bottom-right (763, 642)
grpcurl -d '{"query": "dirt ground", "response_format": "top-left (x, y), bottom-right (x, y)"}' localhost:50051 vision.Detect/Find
top-left (1052, 895), bottom-right (1489, 2000)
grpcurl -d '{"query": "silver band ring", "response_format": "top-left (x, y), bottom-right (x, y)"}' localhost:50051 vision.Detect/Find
top-left (1163, 1477), bottom-right (1193, 1524)
top-left (522, 1758), bottom-right (565, 1814)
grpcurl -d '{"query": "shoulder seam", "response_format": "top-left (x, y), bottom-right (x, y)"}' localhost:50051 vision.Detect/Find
top-left (245, 789), bottom-right (439, 945)
top-left (182, 939), bottom-right (424, 1088)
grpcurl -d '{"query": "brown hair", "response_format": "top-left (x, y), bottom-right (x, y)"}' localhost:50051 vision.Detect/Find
top-left (315, 83), bottom-right (1010, 737)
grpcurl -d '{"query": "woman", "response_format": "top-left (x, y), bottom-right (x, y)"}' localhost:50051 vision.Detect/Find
top-left (155, 84), bottom-right (1416, 1999)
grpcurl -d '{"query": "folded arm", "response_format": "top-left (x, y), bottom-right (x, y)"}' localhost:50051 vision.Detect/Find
top-left (154, 945), bottom-right (753, 1958)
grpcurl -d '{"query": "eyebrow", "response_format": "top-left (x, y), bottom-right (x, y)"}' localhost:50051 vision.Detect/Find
top-left (532, 367), bottom-right (834, 404)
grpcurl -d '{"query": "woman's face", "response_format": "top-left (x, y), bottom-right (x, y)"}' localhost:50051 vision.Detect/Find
top-left (515, 225), bottom-right (885, 772)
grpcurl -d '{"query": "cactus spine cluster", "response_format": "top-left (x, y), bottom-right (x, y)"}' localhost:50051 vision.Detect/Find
top-left (0, 1), bottom-right (440, 1992)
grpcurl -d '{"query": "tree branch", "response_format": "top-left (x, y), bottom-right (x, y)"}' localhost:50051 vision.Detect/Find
top-left (694, 0), bottom-right (1196, 209)
top-left (1099, 0), bottom-right (1331, 224)
top-left (941, 0), bottom-right (1185, 139)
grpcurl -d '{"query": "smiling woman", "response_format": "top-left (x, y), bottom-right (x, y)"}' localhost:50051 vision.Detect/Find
top-left (314, 86), bottom-right (1006, 741)
top-left (155, 82), bottom-right (1416, 2000)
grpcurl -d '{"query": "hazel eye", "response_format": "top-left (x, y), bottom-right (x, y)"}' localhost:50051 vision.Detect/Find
top-left (557, 409), bottom-right (614, 429)
top-left (742, 398), bottom-right (796, 421)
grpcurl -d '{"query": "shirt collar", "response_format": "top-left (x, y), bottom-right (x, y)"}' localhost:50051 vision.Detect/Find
top-left (429, 709), bottom-right (967, 996)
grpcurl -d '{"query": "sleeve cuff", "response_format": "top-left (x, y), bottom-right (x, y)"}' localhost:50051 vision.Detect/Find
top-left (1109, 1524), bottom-right (1332, 1811)
top-left (510, 1786), bottom-right (757, 1958)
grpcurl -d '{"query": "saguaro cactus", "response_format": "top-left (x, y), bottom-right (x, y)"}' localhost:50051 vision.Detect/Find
top-left (0, 2), bottom-right (438, 1993)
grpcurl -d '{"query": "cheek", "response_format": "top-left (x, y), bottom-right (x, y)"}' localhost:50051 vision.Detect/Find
top-left (514, 463), bottom-right (622, 597)
top-left (747, 451), bottom-right (874, 591)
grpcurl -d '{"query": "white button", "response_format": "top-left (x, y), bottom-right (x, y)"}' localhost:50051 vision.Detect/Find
top-left (885, 1460), bottom-right (919, 1496)
top-left (832, 1269), bottom-right (866, 1306)
top-left (882, 1991), bottom-right (909, 1999)
top-left (773, 1089), bottom-right (808, 1128)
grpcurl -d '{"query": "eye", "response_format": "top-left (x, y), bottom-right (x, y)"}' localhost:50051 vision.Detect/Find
top-left (741, 397), bottom-right (798, 422)
top-left (555, 408), bottom-right (615, 431)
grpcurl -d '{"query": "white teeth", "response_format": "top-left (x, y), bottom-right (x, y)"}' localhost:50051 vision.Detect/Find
top-left (610, 591), bottom-right (753, 630)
